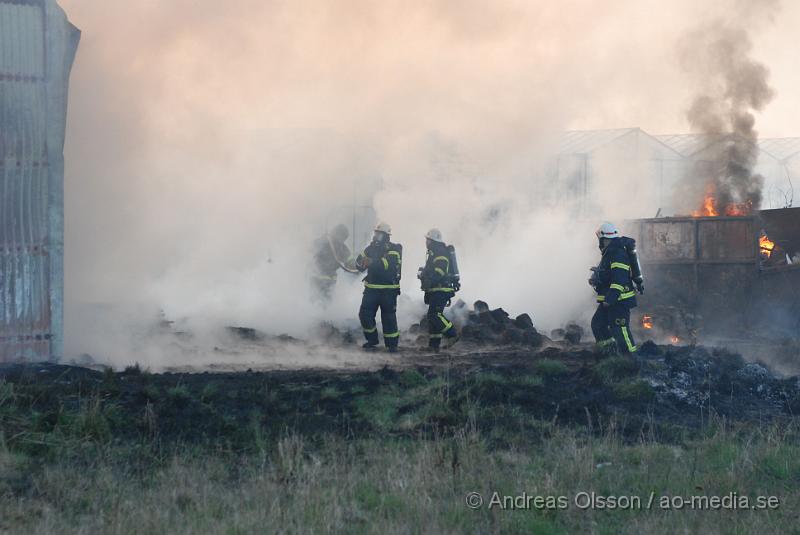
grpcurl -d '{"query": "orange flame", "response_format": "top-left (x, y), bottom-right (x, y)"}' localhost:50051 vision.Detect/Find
top-left (642, 315), bottom-right (653, 329)
top-left (671, 336), bottom-right (680, 344)
top-left (692, 192), bottom-right (718, 217)
top-left (760, 232), bottom-right (775, 258)
top-left (724, 200), bottom-right (752, 216)
top-left (691, 185), bottom-right (753, 217)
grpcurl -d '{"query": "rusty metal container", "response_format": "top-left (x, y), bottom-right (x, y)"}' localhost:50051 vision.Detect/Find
top-left (626, 216), bottom-right (759, 336)
top-left (750, 207), bottom-right (800, 335)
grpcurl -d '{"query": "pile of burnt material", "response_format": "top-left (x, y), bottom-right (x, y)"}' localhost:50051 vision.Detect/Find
top-left (225, 326), bottom-right (265, 341)
top-left (410, 300), bottom-right (549, 348)
top-left (225, 326), bottom-right (304, 344)
top-left (636, 342), bottom-right (800, 416)
top-left (312, 322), bottom-right (358, 346)
top-left (550, 323), bottom-right (585, 345)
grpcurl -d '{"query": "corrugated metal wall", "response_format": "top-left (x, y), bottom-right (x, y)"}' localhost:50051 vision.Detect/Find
top-left (0, 0), bottom-right (78, 362)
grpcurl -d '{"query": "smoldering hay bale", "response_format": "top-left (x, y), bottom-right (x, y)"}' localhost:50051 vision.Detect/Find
top-left (564, 322), bottom-right (584, 345)
top-left (415, 299), bottom-right (547, 348)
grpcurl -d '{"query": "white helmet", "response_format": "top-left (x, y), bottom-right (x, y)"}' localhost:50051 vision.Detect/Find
top-left (374, 222), bottom-right (392, 235)
top-left (425, 228), bottom-right (443, 243)
top-left (595, 222), bottom-right (619, 239)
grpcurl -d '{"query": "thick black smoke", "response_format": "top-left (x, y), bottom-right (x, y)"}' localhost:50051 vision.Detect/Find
top-left (678, 19), bottom-right (775, 212)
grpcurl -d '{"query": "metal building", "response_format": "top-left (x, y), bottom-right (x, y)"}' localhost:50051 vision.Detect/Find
top-left (0, 0), bottom-right (79, 362)
top-left (758, 137), bottom-right (800, 209)
top-left (547, 129), bottom-right (800, 217)
top-left (655, 133), bottom-right (784, 209)
top-left (547, 128), bottom-right (686, 217)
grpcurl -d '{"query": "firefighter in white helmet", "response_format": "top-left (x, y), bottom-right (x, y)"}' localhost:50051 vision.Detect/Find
top-left (417, 228), bottom-right (459, 352)
top-left (355, 222), bottom-right (403, 353)
top-left (588, 222), bottom-right (644, 356)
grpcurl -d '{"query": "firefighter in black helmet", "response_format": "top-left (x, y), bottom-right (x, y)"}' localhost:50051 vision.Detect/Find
top-left (310, 224), bottom-right (355, 304)
top-left (356, 222), bottom-right (403, 353)
top-left (418, 228), bottom-right (458, 352)
top-left (589, 222), bottom-right (644, 356)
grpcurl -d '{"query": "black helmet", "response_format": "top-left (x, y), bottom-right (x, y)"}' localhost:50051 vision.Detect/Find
top-left (330, 224), bottom-right (349, 242)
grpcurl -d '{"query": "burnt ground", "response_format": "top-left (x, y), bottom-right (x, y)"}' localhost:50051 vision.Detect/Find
top-left (2, 342), bottom-right (799, 453)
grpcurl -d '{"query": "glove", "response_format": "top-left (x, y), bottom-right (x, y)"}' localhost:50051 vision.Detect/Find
top-left (634, 281), bottom-right (644, 295)
top-left (588, 267), bottom-right (601, 290)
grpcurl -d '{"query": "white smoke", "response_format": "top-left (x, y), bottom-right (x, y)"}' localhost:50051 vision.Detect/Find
top-left (59, 0), bottom-right (788, 367)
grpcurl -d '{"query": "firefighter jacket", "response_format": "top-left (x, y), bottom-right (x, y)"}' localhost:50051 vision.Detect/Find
top-left (356, 240), bottom-right (402, 290)
top-left (594, 238), bottom-right (637, 308)
top-left (313, 236), bottom-right (353, 280)
top-left (420, 242), bottom-right (456, 294)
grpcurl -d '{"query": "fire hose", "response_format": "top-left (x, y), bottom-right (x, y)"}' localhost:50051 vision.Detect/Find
top-left (328, 235), bottom-right (361, 274)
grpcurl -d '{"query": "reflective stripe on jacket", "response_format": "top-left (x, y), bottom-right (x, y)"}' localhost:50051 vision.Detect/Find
top-left (595, 238), bottom-right (637, 307)
top-left (356, 241), bottom-right (403, 290)
top-left (422, 243), bottom-right (455, 293)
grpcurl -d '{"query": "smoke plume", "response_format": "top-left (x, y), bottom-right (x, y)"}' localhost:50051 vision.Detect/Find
top-left (678, 14), bottom-right (777, 213)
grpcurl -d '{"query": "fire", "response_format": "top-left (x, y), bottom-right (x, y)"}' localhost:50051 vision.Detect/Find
top-left (691, 185), bottom-right (753, 217)
top-left (759, 232), bottom-right (775, 258)
top-left (642, 315), bottom-right (653, 329)
top-left (724, 201), bottom-right (752, 216)
top-left (692, 191), bottom-right (718, 217)
top-left (671, 336), bottom-right (680, 344)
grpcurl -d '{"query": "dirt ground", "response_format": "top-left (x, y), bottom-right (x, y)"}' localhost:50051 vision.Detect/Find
top-left (3, 341), bottom-right (799, 449)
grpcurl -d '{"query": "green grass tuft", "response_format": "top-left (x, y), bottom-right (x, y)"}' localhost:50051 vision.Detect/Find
top-left (400, 369), bottom-right (427, 388)
top-left (354, 390), bottom-right (402, 431)
top-left (593, 356), bottom-right (639, 384)
top-left (513, 374), bottom-right (544, 387)
top-left (167, 384), bottom-right (192, 404)
top-left (534, 359), bottom-right (569, 377)
top-left (612, 379), bottom-right (656, 402)
top-left (320, 386), bottom-right (343, 400)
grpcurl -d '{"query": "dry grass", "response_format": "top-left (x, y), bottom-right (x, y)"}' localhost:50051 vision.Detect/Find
top-left (0, 365), bottom-right (798, 534)
top-left (1, 418), bottom-right (798, 534)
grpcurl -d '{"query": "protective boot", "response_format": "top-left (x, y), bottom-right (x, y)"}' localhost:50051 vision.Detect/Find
top-left (442, 332), bottom-right (460, 350)
top-left (595, 338), bottom-right (618, 358)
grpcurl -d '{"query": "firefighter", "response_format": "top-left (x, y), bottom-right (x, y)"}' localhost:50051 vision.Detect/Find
top-left (418, 229), bottom-right (458, 352)
top-left (310, 224), bottom-right (356, 303)
top-left (356, 222), bottom-right (403, 353)
top-left (589, 222), bottom-right (644, 356)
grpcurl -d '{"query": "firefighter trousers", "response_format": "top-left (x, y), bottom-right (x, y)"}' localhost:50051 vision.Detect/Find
top-left (359, 288), bottom-right (400, 348)
top-left (426, 291), bottom-right (457, 348)
top-left (310, 274), bottom-right (336, 304)
top-left (591, 303), bottom-right (637, 354)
